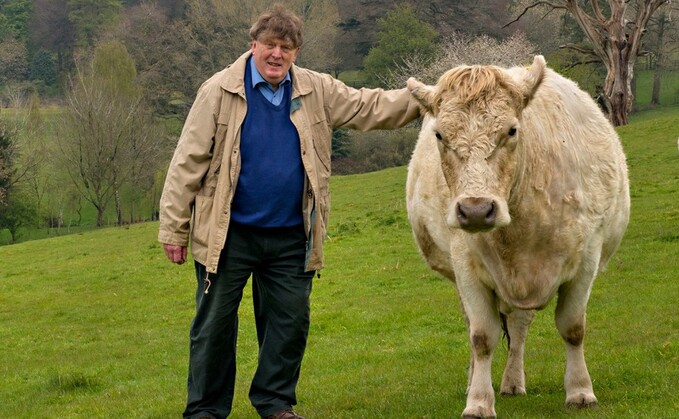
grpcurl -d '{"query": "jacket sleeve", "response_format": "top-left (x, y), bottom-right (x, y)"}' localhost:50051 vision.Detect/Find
top-left (319, 73), bottom-right (421, 130)
top-left (158, 80), bottom-right (220, 246)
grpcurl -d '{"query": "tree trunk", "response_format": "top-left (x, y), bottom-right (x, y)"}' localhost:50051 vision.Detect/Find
top-left (96, 204), bottom-right (105, 227)
top-left (115, 189), bottom-right (123, 226)
top-left (651, 14), bottom-right (666, 105)
top-left (563, 0), bottom-right (669, 126)
top-left (602, 5), bottom-right (633, 127)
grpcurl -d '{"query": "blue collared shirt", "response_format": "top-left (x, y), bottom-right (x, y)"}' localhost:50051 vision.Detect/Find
top-left (249, 56), bottom-right (291, 106)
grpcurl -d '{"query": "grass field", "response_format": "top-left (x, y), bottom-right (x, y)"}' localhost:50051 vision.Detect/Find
top-left (0, 106), bottom-right (678, 418)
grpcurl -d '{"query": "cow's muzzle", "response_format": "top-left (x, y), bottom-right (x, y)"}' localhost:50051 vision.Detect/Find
top-left (456, 197), bottom-right (498, 232)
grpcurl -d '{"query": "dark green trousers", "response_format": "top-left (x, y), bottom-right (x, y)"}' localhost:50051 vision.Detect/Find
top-left (183, 222), bottom-right (314, 419)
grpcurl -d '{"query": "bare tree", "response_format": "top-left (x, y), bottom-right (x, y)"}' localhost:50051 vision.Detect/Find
top-left (57, 41), bottom-right (167, 227)
top-left (646, 2), bottom-right (679, 105)
top-left (506, 0), bottom-right (671, 126)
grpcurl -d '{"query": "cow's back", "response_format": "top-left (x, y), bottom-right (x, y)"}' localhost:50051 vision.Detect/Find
top-left (514, 67), bottom-right (630, 272)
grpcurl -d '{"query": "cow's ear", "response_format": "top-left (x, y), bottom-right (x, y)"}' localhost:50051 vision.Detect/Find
top-left (521, 55), bottom-right (546, 107)
top-left (407, 77), bottom-right (436, 115)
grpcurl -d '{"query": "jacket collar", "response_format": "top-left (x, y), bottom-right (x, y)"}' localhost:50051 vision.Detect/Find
top-left (220, 51), bottom-right (312, 98)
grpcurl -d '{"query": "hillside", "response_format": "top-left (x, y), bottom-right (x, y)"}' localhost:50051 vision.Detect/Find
top-left (0, 107), bottom-right (677, 417)
top-left (335, 0), bottom-right (522, 69)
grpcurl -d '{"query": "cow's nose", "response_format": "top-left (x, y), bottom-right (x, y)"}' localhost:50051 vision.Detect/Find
top-left (456, 197), bottom-right (497, 231)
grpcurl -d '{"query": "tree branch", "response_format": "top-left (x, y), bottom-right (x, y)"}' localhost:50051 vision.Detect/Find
top-left (559, 42), bottom-right (599, 56)
top-left (503, 1), bottom-right (566, 28)
top-left (561, 58), bottom-right (602, 70)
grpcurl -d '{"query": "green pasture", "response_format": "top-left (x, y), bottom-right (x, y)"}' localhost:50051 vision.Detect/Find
top-left (0, 106), bottom-right (678, 418)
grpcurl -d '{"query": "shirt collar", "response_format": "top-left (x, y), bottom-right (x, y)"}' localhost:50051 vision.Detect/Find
top-left (249, 56), bottom-right (291, 89)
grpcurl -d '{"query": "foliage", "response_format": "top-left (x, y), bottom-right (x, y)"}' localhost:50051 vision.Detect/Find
top-left (332, 128), bottom-right (418, 175)
top-left (29, 0), bottom-right (75, 76)
top-left (0, 0), bottom-right (31, 41)
top-left (331, 129), bottom-right (351, 160)
top-left (0, 107), bottom-right (677, 417)
top-left (363, 3), bottom-right (438, 87)
top-left (0, 118), bottom-right (16, 205)
top-left (0, 36), bottom-right (28, 84)
top-left (67, 0), bottom-right (123, 48)
top-left (29, 49), bottom-right (58, 88)
top-left (0, 189), bottom-right (36, 242)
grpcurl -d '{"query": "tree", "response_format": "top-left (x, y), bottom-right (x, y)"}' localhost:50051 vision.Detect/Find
top-left (0, 115), bottom-right (38, 242)
top-left (29, 49), bottom-right (58, 88)
top-left (331, 129), bottom-right (351, 160)
top-left (0, 37), bottom-right (28, 85)
top-left (0, 0), bottom-right (32, 41)
top-left (507, 0), bottom-right (671, 126)
top-left (363, 3), bottom-right (439, 87)
top-left (0, 119), bottom-right (16, 206)
top-left (646, 2), bottom-right (679, 105)
top-left (30, 0), bottom-right (76, 76)
top-left (67, 0), bottom-right (123, 48)
top-left (57, 40), bottom-right (168, 226)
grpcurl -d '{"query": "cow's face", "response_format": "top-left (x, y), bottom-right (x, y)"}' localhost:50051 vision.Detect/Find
top-left (408, 56), bottom-right (545, 232)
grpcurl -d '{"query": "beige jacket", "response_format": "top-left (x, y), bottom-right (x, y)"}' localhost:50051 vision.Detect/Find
top-left (158, 52), bottom-right (421, 274)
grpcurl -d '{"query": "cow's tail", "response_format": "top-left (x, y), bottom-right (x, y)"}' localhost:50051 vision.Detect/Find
top-left (500, 312), bottom-right (510, 350)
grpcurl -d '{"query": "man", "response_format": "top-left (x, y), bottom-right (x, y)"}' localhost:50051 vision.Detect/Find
top-left (158, 4), bottom-right (421, 419)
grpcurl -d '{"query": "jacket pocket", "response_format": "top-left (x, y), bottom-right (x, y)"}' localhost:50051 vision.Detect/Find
top-left (202, 118), bottom-right (229, 197)
top-left (311, 122), bottom-right (331, 178)
top-left (191, 195), bottom-right (214, 248)
top-left (310, 119), bottom-right (331, 231)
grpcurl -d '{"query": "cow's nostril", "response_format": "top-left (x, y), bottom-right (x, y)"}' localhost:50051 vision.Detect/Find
top-left (485, 201), bottom-right (496, 223)
top-left (456, 203), bottom-right (469, 223)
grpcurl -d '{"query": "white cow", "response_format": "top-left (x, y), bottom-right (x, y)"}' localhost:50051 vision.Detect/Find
top-left (406, 56), bottom-right (630, 418)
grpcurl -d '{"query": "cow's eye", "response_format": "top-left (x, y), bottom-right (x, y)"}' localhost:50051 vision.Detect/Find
top-left (435, 131), bottom-right (443, 141)
top-left (508, 127), bottom-right (517, 137)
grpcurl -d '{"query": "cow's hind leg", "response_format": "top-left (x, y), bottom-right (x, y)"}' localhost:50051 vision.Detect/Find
top-left (555, 278), bottom-right (598, 409)
top-left (500, 309), bottom-right (535, 395)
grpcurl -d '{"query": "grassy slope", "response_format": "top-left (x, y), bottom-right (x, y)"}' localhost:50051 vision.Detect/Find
top-left (0, 107), bottom-right (677, 418)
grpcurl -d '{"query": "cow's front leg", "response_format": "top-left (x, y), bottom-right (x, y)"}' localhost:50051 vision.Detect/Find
top-left (500, 309), bottom-right (534, 395)
top-left (460, 285), bottom-right (500, 419)
top-left (555, 279), bottom-right (598, 409)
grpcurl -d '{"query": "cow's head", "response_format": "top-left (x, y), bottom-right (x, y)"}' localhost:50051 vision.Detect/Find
top-left (407, 55), bottom-right (545, 232)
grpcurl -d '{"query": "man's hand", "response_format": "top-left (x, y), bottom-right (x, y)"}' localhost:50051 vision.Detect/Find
top-left (163, 244), bottom-right (188, 265)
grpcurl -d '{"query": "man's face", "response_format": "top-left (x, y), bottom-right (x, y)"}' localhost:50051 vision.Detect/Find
top-left (251, 37), bottom-right (300, 88)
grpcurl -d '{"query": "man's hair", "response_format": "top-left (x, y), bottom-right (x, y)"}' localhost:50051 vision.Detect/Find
top-left (249, 3), bottom-right (304, 48)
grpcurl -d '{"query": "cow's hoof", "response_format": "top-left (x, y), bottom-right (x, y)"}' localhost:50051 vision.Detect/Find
top-left (565, 393), bottom-right (598, 409)
top-left (462, 406), bottom-right (496, 419)
top-left (500, 385), bottom-right (526, 396)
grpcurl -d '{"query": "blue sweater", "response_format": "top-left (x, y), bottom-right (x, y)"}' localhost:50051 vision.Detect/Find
top-left (230, 61), bottom-right (305, 227)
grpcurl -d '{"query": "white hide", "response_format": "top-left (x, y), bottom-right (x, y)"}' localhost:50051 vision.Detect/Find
top-left (406, 56), bottom-right (630, 418)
